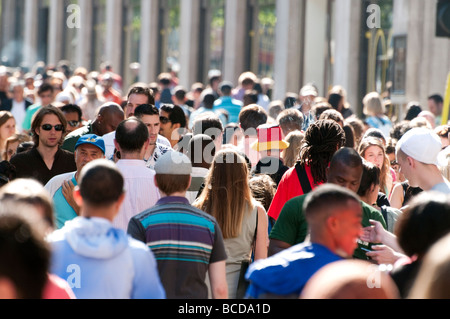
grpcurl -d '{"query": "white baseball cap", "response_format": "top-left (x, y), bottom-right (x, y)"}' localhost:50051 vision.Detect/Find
top-left (396, 127), bottom-right (445, 166)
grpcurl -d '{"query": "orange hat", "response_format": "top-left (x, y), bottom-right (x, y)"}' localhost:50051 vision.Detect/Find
top-left (251, 124), bottom-right (290, 152)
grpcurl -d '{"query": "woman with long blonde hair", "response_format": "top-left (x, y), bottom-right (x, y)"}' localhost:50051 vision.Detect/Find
top-left (193, 149), bottom-right (268, 299)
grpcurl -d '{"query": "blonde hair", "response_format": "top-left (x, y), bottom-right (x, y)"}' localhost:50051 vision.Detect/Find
top-left (439, 154), bottom-right (450, 181)
top-left (363, 92), bottom-right (385, 116)
top-left (282, 130), bottom-right (305, 167)
top-left (193, 149), bottom-right (255, 239)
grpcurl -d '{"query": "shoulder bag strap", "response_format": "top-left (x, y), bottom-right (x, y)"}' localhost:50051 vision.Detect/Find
top-left (295, 162), bottom-right (313, 194)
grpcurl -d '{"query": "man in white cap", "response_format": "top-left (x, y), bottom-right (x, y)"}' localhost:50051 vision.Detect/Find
top-left (127, 151), bottom-right (228, 299)
top-left (297, 84), bottom-right (318, 131)
top-left (396, 127), bottom-right (450, 194)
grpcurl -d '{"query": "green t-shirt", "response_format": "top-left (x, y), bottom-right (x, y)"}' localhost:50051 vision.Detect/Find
top-left (269, 194), bottom-right (387, 261)
top-left (61, 122), bottom-right (94, 153)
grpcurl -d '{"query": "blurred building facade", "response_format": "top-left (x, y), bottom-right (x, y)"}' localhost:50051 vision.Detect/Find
top-left (0, 0), bottom-right (449, 116)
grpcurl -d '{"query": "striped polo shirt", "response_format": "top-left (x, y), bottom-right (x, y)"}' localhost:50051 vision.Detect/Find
top-left (127, 196), bottom-right (227, 299)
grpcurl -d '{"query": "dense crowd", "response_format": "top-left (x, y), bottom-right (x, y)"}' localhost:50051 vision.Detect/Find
top-left (0, 60), bottom-right (449, 300)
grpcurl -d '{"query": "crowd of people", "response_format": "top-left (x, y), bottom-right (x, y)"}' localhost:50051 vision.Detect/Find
top-left (0, 60), bottom-right (450, 300)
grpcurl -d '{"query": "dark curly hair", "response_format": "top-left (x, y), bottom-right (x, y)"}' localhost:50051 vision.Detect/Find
top-left (299, 119), bottom-right (346, 184)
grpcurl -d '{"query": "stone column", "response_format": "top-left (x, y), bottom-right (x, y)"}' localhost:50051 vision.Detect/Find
top-left (303, 0), bottom-right (328, 96)
top-left (272, 0), bottom-right (304, 101)
top-left (178, 0), bottom-right (201, 89)
top-left (47, 0), bottom-right (64, 65)
top-left (76, 0), bottom-right (93, 69)
top-left (223, 0), bottom-right (248, 85)
top-left (23, 0), bottom-right (39, 69)
top-left (105, 0), bottom-right (123, 74)
top-left (332, 0), bottom-right (362, 113)
top-left (139, 0), bottom-right (159, 84)
top-left (1, 0), bottom-right (15, 60)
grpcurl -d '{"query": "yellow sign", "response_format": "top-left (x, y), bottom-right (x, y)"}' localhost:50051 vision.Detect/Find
top-left (441, 73), bottom-right (450, 125)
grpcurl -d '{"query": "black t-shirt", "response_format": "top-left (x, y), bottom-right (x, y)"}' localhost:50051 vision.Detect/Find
top-left (10, 147), bottom-right (77, 186)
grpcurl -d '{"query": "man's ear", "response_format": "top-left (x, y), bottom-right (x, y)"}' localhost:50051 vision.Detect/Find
top-left (113, 139), bottom-right (120, 152)
top-left (325, 215), bottom-right (338, 234)
top-left (407, 156), bottom-right (415, 168)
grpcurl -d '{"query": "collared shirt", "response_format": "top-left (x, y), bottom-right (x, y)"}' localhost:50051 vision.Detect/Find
top-left (144, 143), bottom-right (172, 170)
top-left (113, 159), bottom-right (160, 231)
top-left (302, 111), bottom-right (315, 131)
top-left (127, 195), bottom-right (227, 299)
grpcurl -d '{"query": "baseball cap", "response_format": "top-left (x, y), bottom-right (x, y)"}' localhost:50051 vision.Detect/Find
top-left (75, 134), bottom-right (106, 154)
top-left (300, 85), bottom-right (318, 97)
top-left (396, 127), bottom-right (444, 166)
top-left (154, 151), bottom-right (192, 175)
top-left (219, 81), bottom-right (234, 91)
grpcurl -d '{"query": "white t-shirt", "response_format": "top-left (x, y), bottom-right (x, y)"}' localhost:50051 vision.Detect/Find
top-left (11, 100), bottom-right (27, 130)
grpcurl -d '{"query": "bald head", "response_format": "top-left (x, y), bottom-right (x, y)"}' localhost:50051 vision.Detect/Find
top-left (115, 117), bottom-right (149, 153)
top-left (95, 103), bottom-right (125, 136)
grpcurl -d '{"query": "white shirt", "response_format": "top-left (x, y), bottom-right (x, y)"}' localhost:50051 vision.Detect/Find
top-left (11, 99), bottom-right (27, 130)
top-left (44, 172), bottom-right (75, 198)
top-left (113, 160), bottom-right (161, 231)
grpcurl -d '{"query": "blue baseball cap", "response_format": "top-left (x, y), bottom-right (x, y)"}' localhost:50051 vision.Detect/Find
top-left (75, 134), bottom-right (106, 154)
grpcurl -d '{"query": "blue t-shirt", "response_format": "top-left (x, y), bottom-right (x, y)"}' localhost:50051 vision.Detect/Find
top-left (213, 97), bottom-right (243, 124)
top-left (53, 174), bottom-right (78, 229)
top-left (245, 242), bottom-right (342, 298)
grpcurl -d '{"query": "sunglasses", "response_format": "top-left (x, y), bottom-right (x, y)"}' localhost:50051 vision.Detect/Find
top-left (160, 116), bottom-right (171, 124)
top-left (41, 124), bottom-right (64, 131)
top-left (68, 120), bottom-right (80, 127)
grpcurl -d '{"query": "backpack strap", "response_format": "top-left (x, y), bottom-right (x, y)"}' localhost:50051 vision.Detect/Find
top-left (295, 162), bottom-right (312, 194)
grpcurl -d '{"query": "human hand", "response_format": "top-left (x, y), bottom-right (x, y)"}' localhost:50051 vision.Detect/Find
top-left (365, 245), bottom-right (404, 265)
top-left (62, 180), bottom-right (80, 215)
top-left (360, 220), bottom-right (386, 244)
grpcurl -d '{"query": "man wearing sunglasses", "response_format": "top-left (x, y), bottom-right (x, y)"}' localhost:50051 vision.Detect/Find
top-left (60, 104), bottom-right (83, 134)
top-left (10, 105), bottom-right (77, 185)
top-left (159, 104), bottom-right (187, 149)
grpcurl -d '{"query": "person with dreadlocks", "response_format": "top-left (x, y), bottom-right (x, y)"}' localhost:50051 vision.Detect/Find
top-left (266, 120), bottom-right (346, 227)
